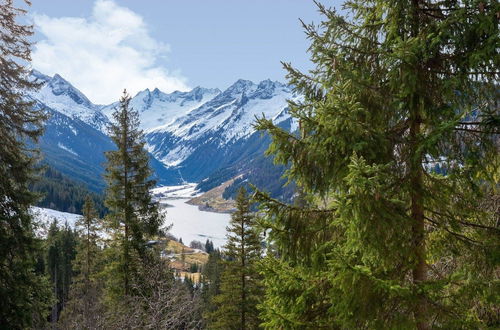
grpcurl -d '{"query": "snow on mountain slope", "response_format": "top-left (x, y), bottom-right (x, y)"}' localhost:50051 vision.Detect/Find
top-left (28, 70), bottom-right (297, 188)
top-left (146, 79), bottom-right (299, 167)
top-left (30, 70), bottom-right (110, 132)
top-left (32, 207), bottom-right (81, 236)
top-left (101, 86), bottom-right (221, 131)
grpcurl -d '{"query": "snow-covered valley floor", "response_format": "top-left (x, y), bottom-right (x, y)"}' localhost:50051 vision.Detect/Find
top-left (32, 185), bottom-right (230, 248)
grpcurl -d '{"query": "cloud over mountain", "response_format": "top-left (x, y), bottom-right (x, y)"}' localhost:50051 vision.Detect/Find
top-left (32, 0), bottom-right (189, 104)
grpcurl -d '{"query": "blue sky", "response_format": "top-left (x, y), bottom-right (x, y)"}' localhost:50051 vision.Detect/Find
top-left (29, 0), bottom-right (343, 103)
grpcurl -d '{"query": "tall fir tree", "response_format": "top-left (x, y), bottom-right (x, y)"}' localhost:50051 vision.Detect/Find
top-left (201, 248), bottom-right (224, 321)
top-left (59, 196), bottom-right (105, 328)
top-left (255, 1), bottom-right (499, 329)
top-left (207, 188), bottom-right (263, 329)
top-left (0, 0), bottom-right (52, 327)
top-left (104, 90), bottom-right (163, 298)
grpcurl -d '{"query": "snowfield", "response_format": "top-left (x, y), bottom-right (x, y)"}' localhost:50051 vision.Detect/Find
top-left (151, 183), bottom-right (200, 199)
top-left (31, 207), bottom-right (81, 236)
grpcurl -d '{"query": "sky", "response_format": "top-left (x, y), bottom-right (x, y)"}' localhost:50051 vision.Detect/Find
top-left (28, 0), bottom-right (344, 104)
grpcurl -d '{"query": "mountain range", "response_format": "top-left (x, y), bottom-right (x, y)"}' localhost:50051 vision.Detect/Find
top-left (29, 70), bottom-right (298, 199)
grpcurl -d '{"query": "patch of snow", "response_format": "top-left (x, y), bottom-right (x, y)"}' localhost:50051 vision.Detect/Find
top-left (158, 145), bottom-right (193, 167)
top-left (31, 207), bottom-right (81, 236)
top-left (57, 142), bottom-right (78, 156)
top-left (151, 184), bottom-right (200, 199)
top-left (69, 125), bottom-right (78, 136)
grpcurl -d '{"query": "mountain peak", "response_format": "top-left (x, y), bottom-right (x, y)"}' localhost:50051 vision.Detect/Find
top-left (46, 73), bottom-right (94, 108)
top-left (224, 79), bottom-right (255, 96)
top-left (30, 69), bottom-right (52, 83)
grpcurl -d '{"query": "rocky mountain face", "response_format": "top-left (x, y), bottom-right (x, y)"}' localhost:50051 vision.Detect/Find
top-left (29, 71), bottom-right (297, 194)
top-left (145, 79), bottom-right (298, 181)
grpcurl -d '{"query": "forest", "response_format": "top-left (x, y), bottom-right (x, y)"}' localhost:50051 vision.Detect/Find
top-left (0, 0), bottom-right (498, 329)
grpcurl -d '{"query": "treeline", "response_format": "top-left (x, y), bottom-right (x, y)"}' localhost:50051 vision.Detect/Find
top-left (30, 166), bottom-right (107, 216)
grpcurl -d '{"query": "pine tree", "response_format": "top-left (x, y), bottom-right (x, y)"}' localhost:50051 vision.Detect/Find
top-left (0, 0), bottom-right (52, 327)
top-left (104, 90), bottom-right (163, 297)
top-left (207, 188), bottom-right (263, 329)
top-left (59, 196), bottom-right (105, 328)
top-left (255, 1), bottom-right (499, 328)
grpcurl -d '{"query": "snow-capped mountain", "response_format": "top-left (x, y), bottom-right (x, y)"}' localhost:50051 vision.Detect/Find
top-left (30, 70), bottom-right (297, 191)
top-left (30, 70), bottom-right (110, 132)
top-left (30, 72), bottom-right (182, 190)
top-left (146, 79), bottom-right (298, 170)
top-left (101, 86), bottom-right (221, 131)
top-left (31, 93), bottom-right (116, 191)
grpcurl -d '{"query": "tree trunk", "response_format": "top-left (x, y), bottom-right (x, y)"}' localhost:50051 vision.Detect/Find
top-left (241, 216), bottom-right (246, 330)
top-left (124, 222), bottom-right (129, 296)
top-left (52, 270), bottom-right (58, 325)
top-left (409, 2), bottom-right (429, 328)
top-left (410, 98), bottom-right (428, 330)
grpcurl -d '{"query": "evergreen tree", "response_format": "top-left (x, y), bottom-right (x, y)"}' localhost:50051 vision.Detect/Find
top-left (0, 0), bottom-right (52, 327)
top-left (207, 188), bottom-right (263, 329)
top-left (60, 196), bottom-right (105, 328)
top-left (255, 1), bottom-right (499, 328)
top-left (205, 239), bottom-right (215, 254)
top-left (104, 90), bottom-right (163, 297)
top-left (201, 248), bottom-right (224, 324)
top-left (45, 220), bottom-right (77, 323)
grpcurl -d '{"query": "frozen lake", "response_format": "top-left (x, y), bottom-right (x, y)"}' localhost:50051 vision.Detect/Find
top-left (162, 198), bottom-right (230, 249)
top-left (33, 184), bottom-right (232, 249)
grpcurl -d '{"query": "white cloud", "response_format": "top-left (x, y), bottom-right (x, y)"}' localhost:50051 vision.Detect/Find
top-left (32, 0), bottom-right (189, 104)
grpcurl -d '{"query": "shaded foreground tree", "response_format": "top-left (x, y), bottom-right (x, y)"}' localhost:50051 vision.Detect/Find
top-left (201, 248), bottom-right (224, 325)
top-left (45, 220), bottom-right (77, 323)
top-left (0, 0), bottom-right (52, 327)
top-left (108, 255), bottom-right (203, 329)
top-left (103, 90), bottom-right (163, 299)
top-left (255, 1), bottom-right (499, 329)
top-left (59, 196), bottom-right (106, 328)
top-left (206, 188), bottom-right (263, 329)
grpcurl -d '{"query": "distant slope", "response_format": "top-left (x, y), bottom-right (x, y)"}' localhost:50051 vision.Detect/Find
top-left (146, 80), bottom-right (299, 182)
top-left (195, 120), bottom-right (297, 203)
top-left (30, 166), bottom-right (107, 216)
top-left (37, 105), bottom-right (115, 192)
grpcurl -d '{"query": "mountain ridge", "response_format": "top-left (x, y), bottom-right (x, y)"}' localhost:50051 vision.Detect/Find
top-left (30, 70), bottom-right (295, 199)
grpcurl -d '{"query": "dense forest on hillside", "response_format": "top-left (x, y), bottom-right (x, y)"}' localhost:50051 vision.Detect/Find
top-left (222, 155), bottom-right (296, 202)
top-left (30, 166), bottom-right (107, 216)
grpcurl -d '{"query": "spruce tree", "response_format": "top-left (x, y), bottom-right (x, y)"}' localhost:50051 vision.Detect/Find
top-left (207, 188), bottom-right (263, 329)
top-left (60, 196), bottom-right (105, 328)
top-left (104, 90), bottom-right (163, 297)
top-left (201, 248), bottom-right (224, 327)
top-left (0, 1), bottom-right (52, 326)
top-left (255, 1), bottom-right (499, 328)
